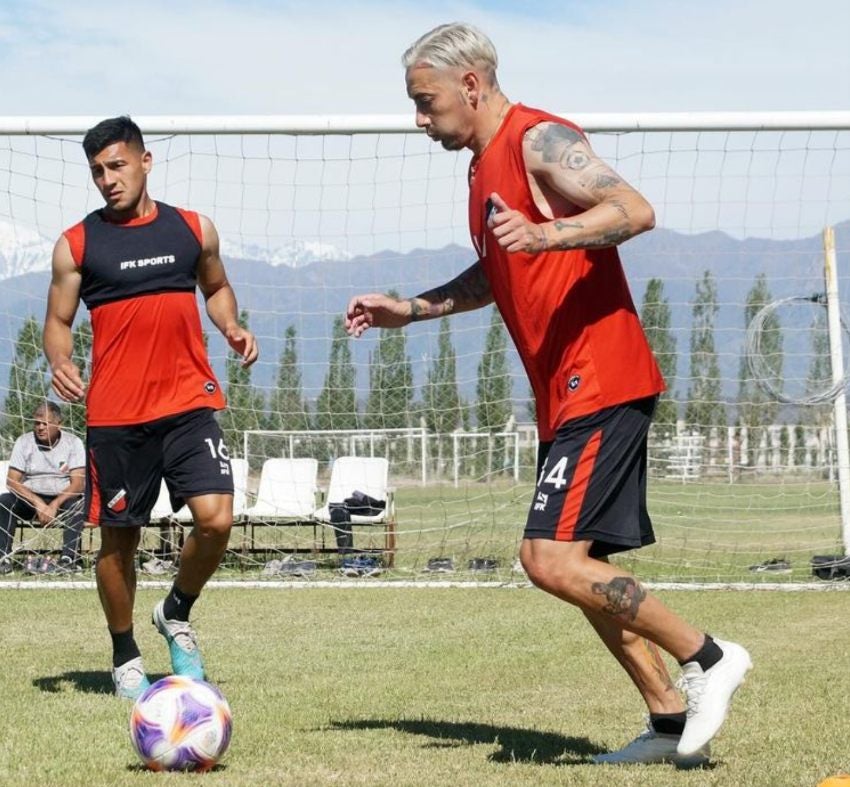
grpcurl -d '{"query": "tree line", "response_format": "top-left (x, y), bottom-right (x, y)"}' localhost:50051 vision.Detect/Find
top-left (0, 272), bottom-right (834, 458)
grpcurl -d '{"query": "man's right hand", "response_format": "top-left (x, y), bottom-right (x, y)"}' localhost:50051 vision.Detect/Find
top-left (50, 359), bottom-right (86, 403)
top-left (35, 500), bottom-right (56, 526)
top-left (345, 293), bottom-right (412, 337)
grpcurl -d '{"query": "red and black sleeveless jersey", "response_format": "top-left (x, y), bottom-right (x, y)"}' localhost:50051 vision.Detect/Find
top-left (64, 201), bottom-right (226, 426)
top-left (468, 104), bottom-right (665, 441)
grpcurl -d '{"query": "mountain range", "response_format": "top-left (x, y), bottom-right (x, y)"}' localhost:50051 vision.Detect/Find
top-left (0, 218), bottom-right (848, 416)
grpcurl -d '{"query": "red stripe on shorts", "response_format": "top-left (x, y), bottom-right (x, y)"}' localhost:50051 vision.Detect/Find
top-left (555, 429), bottom-right (603, 541)
top-left (87, 448), bottom-right (102, 525)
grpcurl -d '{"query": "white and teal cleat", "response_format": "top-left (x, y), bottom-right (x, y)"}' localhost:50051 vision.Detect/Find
top-left (152, 600), bottom-right (205, 680)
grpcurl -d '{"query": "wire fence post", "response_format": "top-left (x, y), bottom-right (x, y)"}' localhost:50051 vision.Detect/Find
top-left (824, 226), bottom-right (850, 555)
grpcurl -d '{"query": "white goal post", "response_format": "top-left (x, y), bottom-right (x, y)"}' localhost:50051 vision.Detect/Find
top-left (1, 111), bottom-right (849, 583)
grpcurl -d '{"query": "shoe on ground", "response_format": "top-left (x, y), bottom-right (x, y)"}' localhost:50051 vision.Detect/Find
top-left (141, 557), bottom-right (174, 575)
top-left (423, 557), bottom-right (454, 574)
top-left (748, 558), bottom-right (791, 574)
top-left (152, 599), bottom-right (205, 680)
top-left (261, 559), bottom-right (282, 577)
top-left (339, 555), bottom-right (380, 577)
top-left (59, 556), bottom-right (84, 573)
top-left (113, 656), bottom-right (151, 700)
top-left (23, 555), bottom-right (40, 575)
top-left (43, 556), bottom-right (82, 575)
top-left (0, 558), bottom-right (13, 575)
top-left (468, 557), bottom-right (499, 572)
top-left (593, 722), bottom-right (709, 767)
top-left (677, 638), bottom-right (752, 756)
top-left (279, 559), bottom-right (316, 577)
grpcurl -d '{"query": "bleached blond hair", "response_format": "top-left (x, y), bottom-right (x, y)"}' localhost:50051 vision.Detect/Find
top-left (402, 23), bottom-right (498, 83)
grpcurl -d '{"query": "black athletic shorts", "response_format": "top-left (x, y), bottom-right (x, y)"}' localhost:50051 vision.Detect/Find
top-left (85, 407), bottom-right (234, 526)
top-left (524, 396), bottom-right (657, 557)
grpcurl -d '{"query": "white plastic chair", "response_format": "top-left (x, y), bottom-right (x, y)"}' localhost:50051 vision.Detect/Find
top-left (313, 456), bottom-right (396, 565)
top-left (245, 458), bottom-right (319, 520)
top-left (243, 457), bottom-right (320, 554)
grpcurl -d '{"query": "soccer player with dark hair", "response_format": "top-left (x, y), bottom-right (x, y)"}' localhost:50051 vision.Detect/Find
top-left (345, 23), bottom-right (752, 766)
top-left (44, 115), bottom-right (258, 699)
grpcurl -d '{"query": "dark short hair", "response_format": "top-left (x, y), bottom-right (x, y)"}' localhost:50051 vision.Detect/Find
top-left (82, 116), bottom-right (145, 159)
top-left (34, 401), bottom-right (63, 422)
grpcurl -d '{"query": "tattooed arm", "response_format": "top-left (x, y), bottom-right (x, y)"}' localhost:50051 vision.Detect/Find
top-left (488, 121), bottom-right (655, 254)
top-left (344, 260), bottom-right (492, 337)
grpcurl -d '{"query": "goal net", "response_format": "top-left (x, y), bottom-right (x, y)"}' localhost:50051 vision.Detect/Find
top-left (1, 112), bottom-right (849, 583)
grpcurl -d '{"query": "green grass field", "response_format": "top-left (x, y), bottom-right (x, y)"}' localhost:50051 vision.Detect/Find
top-left (1, 586), bottom-right (848, 786)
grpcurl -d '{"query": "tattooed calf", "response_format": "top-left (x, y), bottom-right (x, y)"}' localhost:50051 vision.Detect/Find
top-left (591, 576), bottom-right (647, 621)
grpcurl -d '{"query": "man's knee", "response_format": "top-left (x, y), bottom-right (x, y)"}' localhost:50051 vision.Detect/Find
top-left (520, 539), bottom-right (589, 595)
top-left (193, 516), bottom-right (232, 541)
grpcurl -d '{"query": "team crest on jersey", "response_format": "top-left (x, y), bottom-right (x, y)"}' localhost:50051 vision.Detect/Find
top-left (204, 381), bottom-right (217, 395)
top-left (568, 374), bottom-right (581, 391)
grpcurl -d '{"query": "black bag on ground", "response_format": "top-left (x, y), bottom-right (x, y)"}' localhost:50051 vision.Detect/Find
top-left (811, 554), bottom-right (850, 580)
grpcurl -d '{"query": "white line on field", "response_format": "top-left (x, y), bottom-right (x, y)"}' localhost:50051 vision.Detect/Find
top-left (0, 580), bottom-right (848, 591)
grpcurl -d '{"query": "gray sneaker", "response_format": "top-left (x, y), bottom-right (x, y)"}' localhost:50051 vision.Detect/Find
top-left (0, 559), bottom-right (13, 575)
top-left (593, 722), bottom-right (709, 768)
top-left (112, 656), bottom-right (151, 700)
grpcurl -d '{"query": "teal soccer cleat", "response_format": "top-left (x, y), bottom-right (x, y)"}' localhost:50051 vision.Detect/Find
top-left (152, 599), bottom-right (205, 680)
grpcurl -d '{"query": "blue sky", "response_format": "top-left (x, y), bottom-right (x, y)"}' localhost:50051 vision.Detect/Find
top-left (1, 0), bottom-right (848, 116)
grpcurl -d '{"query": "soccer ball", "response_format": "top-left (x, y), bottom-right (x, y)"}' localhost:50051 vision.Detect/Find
top-left (129, 676), bottom-right (232, 771)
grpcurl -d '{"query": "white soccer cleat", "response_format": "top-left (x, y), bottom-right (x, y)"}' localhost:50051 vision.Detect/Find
top-left (112, 656), bottom-right (151, 700)
top-left (677, 638), bottom-right (752, 756)
top-left (593, 722), bottom-right (709, 768)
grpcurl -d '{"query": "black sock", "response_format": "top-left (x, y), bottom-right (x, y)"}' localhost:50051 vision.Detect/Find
top-left (679, 633), bottom-right (723, 671)
top-left (650, 711), bottom-right (687, 736)
top-left (110, 627), bottom-right (141, 668)
top-left (162, 584), bottom-right (198, 622)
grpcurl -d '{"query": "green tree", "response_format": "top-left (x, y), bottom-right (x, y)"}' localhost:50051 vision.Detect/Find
top-left (268, 325), bottom-right (310, 431)
top-left (423, 317), bottom-right (462, 434)
top-left (737, 274), bottom-right (783, 466)
top-left (476, 307), bottom-right (512, 432)
top-left (685, 270), bottom-right (726, 434)
top-left (315, 316), bottom-right (358, 431)
top-left (365, 292), bottom-right (413, 429)
top-left (802, 306), bottom-right (832, 427)
top-left (2, 317), bottom-right (49, 444)
top-left (640, 278), bottom-right (677, 434)
top-left (217, 311), bottom-right (267, 456)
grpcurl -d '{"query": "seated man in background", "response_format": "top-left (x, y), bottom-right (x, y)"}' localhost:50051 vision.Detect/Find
top-left (0, 401), bottom-right (85, 574)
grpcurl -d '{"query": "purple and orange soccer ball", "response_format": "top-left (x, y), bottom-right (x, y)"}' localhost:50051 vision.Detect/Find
top-left (129, 676), bottom-right (232, 772)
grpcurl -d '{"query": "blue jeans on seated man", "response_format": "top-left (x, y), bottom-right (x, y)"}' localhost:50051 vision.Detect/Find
top-left (0, 492), bottom-right (85, 565)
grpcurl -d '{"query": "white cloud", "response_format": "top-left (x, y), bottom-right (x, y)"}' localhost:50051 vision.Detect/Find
top-left (0, 0), bottom-right (847, 116)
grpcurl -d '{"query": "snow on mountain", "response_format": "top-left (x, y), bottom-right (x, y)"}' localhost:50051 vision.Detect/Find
top-left (0, 220), bottom-right (351, 280)
top-left (0, 221), bottom-right (54, 279)
top-left (219, 237), bottom-right (351, 267)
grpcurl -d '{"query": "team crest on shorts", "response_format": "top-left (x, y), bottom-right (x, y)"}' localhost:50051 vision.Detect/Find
top-left (107, 488), bottom-right (127, 512)
top-left (568, 374), bottom-right (581, 391)
top-left (204, 381), bottom-right (217, 394)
